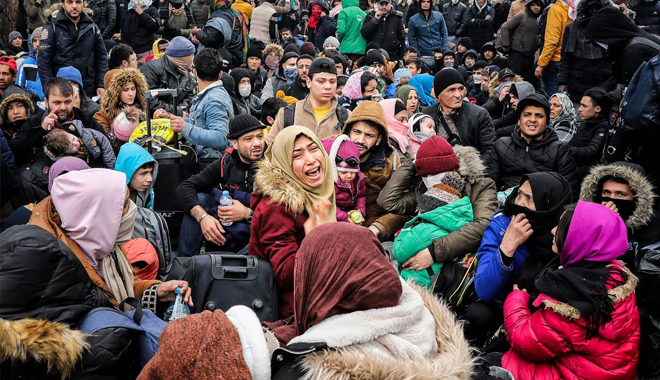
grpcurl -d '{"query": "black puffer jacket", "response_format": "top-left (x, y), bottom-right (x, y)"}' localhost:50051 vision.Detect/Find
top-left (486, 128), bottom-right (578, 197)
top-left (89, 0), bottom-right (117, 39)
top-left (464, 3), bottom-right (495, 50)
top-left (633, 0), bottom-right (660, 34)
top-left (569, 115), bottom-right (608, 182)
top-left (422, 100), bottom-right (497, 156)
top-left (361, 10), bottom-right (406, 60)
top-left (139, 55), bottom-right (197, 114)
top-left (120, 5), bottom-right (161, 54)
top-left (443, 1), bottom-right (468, 37)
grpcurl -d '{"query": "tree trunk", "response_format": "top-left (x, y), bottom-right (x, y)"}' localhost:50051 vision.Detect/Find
top-left (1, 0), bottom-right (20, 45)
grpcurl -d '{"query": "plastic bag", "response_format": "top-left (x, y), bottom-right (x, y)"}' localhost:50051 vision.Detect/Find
top-left (129, 119), bottom-right (180, 147)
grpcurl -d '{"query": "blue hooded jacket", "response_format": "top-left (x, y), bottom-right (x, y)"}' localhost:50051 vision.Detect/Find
top-left (115, 143), bottom-right (158, 210)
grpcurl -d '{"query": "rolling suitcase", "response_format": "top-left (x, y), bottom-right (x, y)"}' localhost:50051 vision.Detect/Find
top-left (166, 253), bottom-right (278, 322)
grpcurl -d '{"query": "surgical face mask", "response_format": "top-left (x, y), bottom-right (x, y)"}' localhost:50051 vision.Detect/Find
top-left (238, 84), bottom-right (251, 98)
top-left (473, 74), bottom-right (483, 84)
top-left (283, 66), bottom-right (298, 83)
top-left (423, 172), bottom-right (448, 189)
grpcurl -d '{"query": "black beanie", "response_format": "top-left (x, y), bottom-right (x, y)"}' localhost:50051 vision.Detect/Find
top-left (227, 114), bottom-right (264, 139)
top-left (364, 50), bottom-right (386, 66)
top-left (433, 68), bottom-right (465, 96)
top-left (247, 46), bottom-right (263, 61)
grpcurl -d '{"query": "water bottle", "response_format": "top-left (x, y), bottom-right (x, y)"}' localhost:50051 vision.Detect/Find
top-left (165, 287), bottom-right (190, 321)
top-left (219, 190), bottom-right (233, 227)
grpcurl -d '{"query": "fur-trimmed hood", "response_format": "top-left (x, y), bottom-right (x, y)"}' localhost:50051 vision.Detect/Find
top-left (454, 145), bottom-right (487, 185)
top-left (254, 158), bottom-right (307, 215)
top-left (0, 93), bottom-right (34, 124)
top-left (262, 44), bottom-right (284, 59)
top-left (295, 281), bottom-right (475, 380)
top-left (580, 163), bottom-right (655, 230)
top-left (0, 318), bottom-right (89, 379)
top-left (99, 68), bottom-right (148, 122)
top-left (537, 262), bottom-right (638, 320)
top-left (45, 3), bottom-right (94, 18)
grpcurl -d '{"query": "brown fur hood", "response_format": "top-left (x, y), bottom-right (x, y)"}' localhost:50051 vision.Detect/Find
top-left (0, 93), bottom-right (34, 123)
top-left (0, 318), bottom-right (89, 379)
top-left (579, 163), bottom-right (655, 230)
top-left (45, 3), bottom-right (94, 18)
top-left (100, 68), bottom-right (148, 121)
top-left (296, 281), bottom-right (475, 380)
top-left (254, 158), bottom-right (307, 215)
top-left (454, 145), bottom-right (487, 185)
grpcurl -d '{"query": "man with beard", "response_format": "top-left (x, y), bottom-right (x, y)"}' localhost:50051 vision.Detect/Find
top-left (176, 114), bottom-right (266, 255)
top-left (486, 93), bottom-right (578, 197)
top-left (9, 78), bottom-right (105, 167)
top-left (579, 162), bottom-right (660, 378)
top-left (284, 55), bottom-right (312, 100)
top-left (342, 100), bottom-right (408, 241)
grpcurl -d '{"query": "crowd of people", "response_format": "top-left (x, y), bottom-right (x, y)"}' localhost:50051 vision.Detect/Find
top-left (2, 0), bottom-right (660, 377)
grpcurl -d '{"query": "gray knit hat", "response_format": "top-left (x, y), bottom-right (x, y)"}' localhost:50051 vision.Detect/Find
top-left (8, 31), bottom-right (22, 43)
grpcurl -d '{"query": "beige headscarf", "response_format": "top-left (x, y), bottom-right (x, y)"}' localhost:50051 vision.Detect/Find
top-left (266, 126), bottom-right (337, 223)
top-left (101, 200), bottom-right (137, 307)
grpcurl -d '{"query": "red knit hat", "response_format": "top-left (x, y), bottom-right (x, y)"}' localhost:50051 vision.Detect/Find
top-left (415, 135), bottom-right (459, 176)
top-left (0, 56), bottom-right (17, 75)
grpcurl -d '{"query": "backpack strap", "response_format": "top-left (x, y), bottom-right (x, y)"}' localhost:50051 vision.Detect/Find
top-left (335, 105), bottom-right (349, 131)
top-left (283, 103), bottom-right (296, 128)
top-left (625, 36), bottom-right (660, 52)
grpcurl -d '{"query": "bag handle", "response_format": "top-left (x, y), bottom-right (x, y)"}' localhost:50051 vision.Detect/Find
top-left (119, 297), bottom-right (145, 325)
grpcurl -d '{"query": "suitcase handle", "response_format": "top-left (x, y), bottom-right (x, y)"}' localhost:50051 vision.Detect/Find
top-left (144, 89), bottom-right (180, 154)
top-left (210, 254), bottom-right (258, 281)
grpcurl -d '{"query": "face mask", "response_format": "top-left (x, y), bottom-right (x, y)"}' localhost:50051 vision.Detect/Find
top-left (422, 172), bottom-right (448, 189)
top-left (473, 74), bottom-right (483, 84)
top-left (238, 84), bottom-right (251, 98)
top-left (414, 131), bottom-right (435, 142)
top-left (283, 67), bottom-right (298, 83)
top-left (265, 55), bottom-right (280, 71)
top-left (490, 0), bottom-right (498, 5)
top-left (117, 200), bottom-right (137, 246)
top-left (595, 196), bottom-right (636, 222)
top-left (444, 61), bottom-right (454, 67)
top-left (451, 0), bottom-right (459, 4)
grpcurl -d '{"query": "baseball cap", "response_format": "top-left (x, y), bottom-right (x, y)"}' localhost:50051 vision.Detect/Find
top-left (308, 57), bottom-right (337, 76)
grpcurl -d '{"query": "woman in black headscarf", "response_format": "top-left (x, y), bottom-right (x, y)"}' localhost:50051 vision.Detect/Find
top-left (466, 172), bottom-right (572, 348)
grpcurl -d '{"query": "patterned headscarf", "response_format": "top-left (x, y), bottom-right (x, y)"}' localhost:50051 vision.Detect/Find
top-left (549, 93), bottom-right (577, 143)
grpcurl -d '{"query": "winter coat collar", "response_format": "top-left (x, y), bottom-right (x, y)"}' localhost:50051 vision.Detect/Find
top-left (254, 158), bottom-right (307, 215)
top-left (454, 145), bottom-right (487, 185)
top-left (294, 280), bottom-right (475, 380)
top-left (579, 164), bottom-right (655, 230)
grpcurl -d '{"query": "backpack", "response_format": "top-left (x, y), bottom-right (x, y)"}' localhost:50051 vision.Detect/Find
top-left (78, 298), bottom-right (167, 368)
top-left (621, 51), bottom-right (660, 134)
top-left (282, 102), bottom-right (350, 132)
top-left (133, 207), bottom-right (172, 280)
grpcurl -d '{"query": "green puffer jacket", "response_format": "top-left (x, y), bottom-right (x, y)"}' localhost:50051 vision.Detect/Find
top-left (337, 0), bottom-right (367, 55)
top-left (393, 196), bottom-right (473, 289)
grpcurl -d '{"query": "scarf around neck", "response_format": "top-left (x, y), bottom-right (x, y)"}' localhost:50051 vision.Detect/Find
top-left (168, 55), bottom-right (194, 75)
top-left (101, 200), bottom-right (137, 307)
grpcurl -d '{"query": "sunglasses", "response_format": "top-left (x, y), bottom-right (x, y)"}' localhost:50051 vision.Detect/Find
top-left (336, 156), bottom-right (359, 167)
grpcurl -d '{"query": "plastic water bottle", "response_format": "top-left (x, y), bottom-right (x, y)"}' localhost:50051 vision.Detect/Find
top-left (219, 190), bottom-right (233, 227)
top-left (165, 287), bottom-right (190, 321)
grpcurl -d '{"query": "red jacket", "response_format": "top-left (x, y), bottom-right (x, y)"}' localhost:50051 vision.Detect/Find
top-left (502, 262), bottom-right (640, 380)
top-left (248, 160), bottom-right (308, 319)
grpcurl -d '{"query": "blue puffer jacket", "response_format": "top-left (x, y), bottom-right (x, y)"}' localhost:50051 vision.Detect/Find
top-left (474, 211), bottom-right (530, 302)
top-left (38, 7), bottom-right (109, 96)
top-left (182, 81), bottom-right (234, 160)
top-left (407, 10), bottom-right (448, 55)
top-left (115, 142), bottom-right (158, 210)
top-left (633, 0), bottom-right (660, 34)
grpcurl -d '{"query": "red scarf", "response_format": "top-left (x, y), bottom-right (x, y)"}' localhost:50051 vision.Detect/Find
top-left (307, 5), bottom-right (323, 31)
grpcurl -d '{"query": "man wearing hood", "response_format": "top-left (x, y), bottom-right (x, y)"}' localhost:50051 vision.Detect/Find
top-left (493, 80), bottom-right (535, 137)
top-left (480, 42), bottom-right (508, 69)
top-left (260, 51), bottom-right (298, 102)
top-left (284, 54), bottom-right (313, 100)
top-left (360, 0), bottom-right (405, 61)
top-left (443, 0), bottom-right (468, 46)
top-left (408, 0), bottom-right (449, 67)
top-left (486, 93), bottom-right (578, 197)
top-left (307, 0), bottom-right (337, 51)
top-left (465, 0), bottom-right (495, 52)
top-left (338, 0), bottom-right (368, 62)
top-left (38, 0), bottom-right (110, 97)
top-left (580, 162), bottom-right (660, 378)
top-left (499, 0), bottom-right (542, 84)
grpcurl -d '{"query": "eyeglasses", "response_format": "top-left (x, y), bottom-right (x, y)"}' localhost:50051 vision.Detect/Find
top-left (336, 156), bottom-right (359, 167)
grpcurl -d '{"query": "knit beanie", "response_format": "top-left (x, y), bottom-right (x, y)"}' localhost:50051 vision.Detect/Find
top-left (321, 134), bottom-right (360, 181)
top-left (323, 36), bottom-right (340, 49)
top-left (433, 68), bottom-right (464, 97)
top-left (417, 171), bottom-right (465, 214)
top-left (56, 66), bottom-right (83, 89)
top-left (137, 310), bottom-right (252, 380)
top-left (283, 43), bottom-right (300, 55)
top-left (415, 135), bottom-right (459, 177)
top-left (166, 36), bottom-right (195, 57)
top-left (247, 45), bottom-right (263, 61)
top-left (364, 50), bottom-right (386, 66)
top-left (300, 42), bottom-right (316, 57)
top-left (32, 28), bottom-right (43, 41)
top-left (0, 56), bottom-right (17, 75)
top-left (227, 114), bottom-right (263, 139)
top-left (8, 31), bottom-right (22, 44)
top-left (112, 106), bottom-right (142, 142)
top-left (458, 37), bottom-right (473, 51)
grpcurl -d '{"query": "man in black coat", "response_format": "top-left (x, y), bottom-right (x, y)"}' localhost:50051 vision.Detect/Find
top-left (120, 0), bottom-right (160, 63)
top-left (422, 68), bottom-right (496, 156)
top-left (176, 114), bottom-right (266, 256)
top-left (38, 0), bottom-right (109, 98)
top-left (486, 93), bottom-right (578, 197)
top-left (361, 0), bottom-right (406, 61)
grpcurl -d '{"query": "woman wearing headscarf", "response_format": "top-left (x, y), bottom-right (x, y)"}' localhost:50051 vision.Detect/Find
top-left (380, 98), bottom-right (411, 157)
top-left (29, 169), bottom-right (191, 311)
top-left (502, 201), bottom-right (640, 380)
top-left (468, 172), bottom-right (571, 347)
top-left (549, 93), bottom-right (577, 143)
top-left (265, 223), bottom-right (474, 379)
top-left (395, 84), bottom-right (420, 114)
top-left (249, 126), bottom-right (336, 318)
top-left (408, 74), bottom-right (437, 108)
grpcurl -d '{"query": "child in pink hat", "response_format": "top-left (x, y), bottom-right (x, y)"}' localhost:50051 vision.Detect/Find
top-left (322, 135), bottom-right (367, 224)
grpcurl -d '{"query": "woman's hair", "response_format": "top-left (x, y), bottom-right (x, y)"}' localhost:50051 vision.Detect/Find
top-left (360, 71), bottom-right (377, 95)
top-left (554, 203), bottom-right (577, 253)
top-left (44, 129), bottom-right (75, 156)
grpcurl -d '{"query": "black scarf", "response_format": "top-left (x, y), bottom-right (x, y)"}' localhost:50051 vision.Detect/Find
top-left (535, 259), bottom-right (628, 340)
top-left (503, 172), bottom-right (572, 291)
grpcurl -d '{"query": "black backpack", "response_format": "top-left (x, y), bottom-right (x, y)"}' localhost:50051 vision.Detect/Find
top-left (282, 102), bottom-right (350, 132)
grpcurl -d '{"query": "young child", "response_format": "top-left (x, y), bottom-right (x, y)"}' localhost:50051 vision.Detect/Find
top-left (115, 142), bottom-right (158, 210)
top-left (406, 113), bottom-right (436, 158)
top-left (322, 134), bottom-right (366, 224)
top-left (43, 121), bottom-right (116, 169)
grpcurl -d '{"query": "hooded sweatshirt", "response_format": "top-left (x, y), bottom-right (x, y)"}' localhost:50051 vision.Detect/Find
top-left (115, 142), bottom-right (158, 210)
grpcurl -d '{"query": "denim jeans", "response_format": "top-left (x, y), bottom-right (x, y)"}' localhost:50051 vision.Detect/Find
top-left (542, 60), bottom-right (561, 97)
top-left (178, 192), bottom-right (216, 257)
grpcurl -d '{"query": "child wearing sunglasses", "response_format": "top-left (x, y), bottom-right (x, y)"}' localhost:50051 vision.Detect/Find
top-left (322, 134), bottom-right (367, 224)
